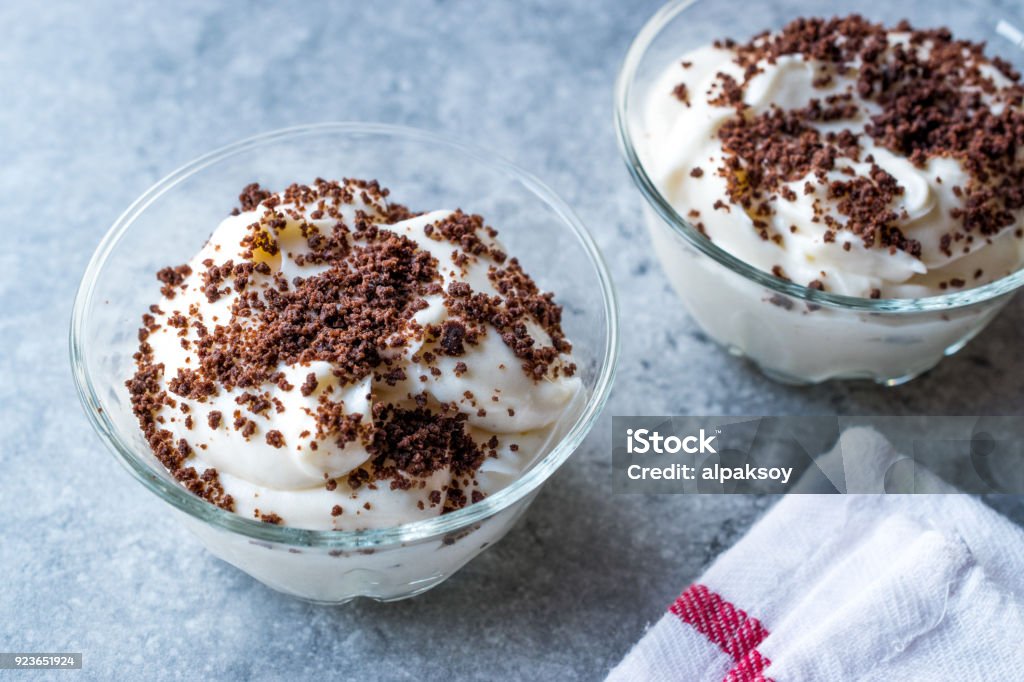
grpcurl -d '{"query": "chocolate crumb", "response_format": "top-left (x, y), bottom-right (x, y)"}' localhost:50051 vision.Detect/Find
top-left (300, 373), bottom-right (319, 397)
top-left (672, 82), bottom-right (690, 106)
top-left (128, 179), bottom-right (577, 520)
top-left (257, 511), bottom-right (283, 525)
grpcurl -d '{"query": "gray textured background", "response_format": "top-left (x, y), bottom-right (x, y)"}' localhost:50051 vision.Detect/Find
top-left (2, 1), bottom-right (1023, 680)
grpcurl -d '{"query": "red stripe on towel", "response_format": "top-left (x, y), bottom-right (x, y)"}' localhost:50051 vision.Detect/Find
top-left (669, 584), bottom-right (773, 682)
top-left (724, 649), bottom-right (772, 682)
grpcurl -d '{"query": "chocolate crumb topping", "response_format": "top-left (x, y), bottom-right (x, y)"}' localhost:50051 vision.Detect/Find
top-left (198, 228), bottom-right (441, 391)
top-left (686, 15), bottom-right (1024, 256)
top-left (439, 320), bottom-right (468, 356)
top-left (125, 362), bottom-right (234, 511)
top-left (426, 210), bottom-right (507, 264)
top-left (237, 183), bottom-right (272, 213)
top-left (672, 82), bottom-right (690, 106)
top-left (300, 372), bottom-right (319, 397)
top-left (257, 511), bottom-right (283, 525)
top-left (128, 179), bottom-right (577, 523)
top-left (156, 264), bottom-right (192, 300)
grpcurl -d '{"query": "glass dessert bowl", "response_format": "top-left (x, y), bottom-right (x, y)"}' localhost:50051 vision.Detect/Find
top-left (615, 0), bottom-right (1024, 385)
top-left (70, 123), bottom-right (618, 604)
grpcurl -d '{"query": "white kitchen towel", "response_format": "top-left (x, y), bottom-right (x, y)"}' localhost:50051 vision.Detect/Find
top-left (607, 428), bottom-right (1024, 681)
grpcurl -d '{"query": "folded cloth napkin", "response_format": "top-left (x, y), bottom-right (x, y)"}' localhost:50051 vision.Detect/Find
top-left (607, 428), bottom-right (1024, 681)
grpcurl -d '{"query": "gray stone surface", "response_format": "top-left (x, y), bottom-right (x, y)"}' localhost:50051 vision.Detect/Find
top-left (1, 1), bottom-right (1023, 680)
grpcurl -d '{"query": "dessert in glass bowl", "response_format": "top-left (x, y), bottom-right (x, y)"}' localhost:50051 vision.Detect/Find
top-left (616, 0), bottom-right (1024, 384)
top-left (71, 124), bottom-right (617, 603)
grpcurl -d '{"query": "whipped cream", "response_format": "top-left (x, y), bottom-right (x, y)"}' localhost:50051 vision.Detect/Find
top-left (630, 17), bottom-right (1024, 384)
top-left (128, 179), bottom-right (582, 530)
top-left (641, 22), bottom-right (1024, 298)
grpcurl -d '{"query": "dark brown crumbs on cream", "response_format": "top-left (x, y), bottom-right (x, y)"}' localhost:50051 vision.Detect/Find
top-left (167, 368), bottom-right (217, 400)
top-left (125, 363), bottom-right (234, 511)
top-left (156, 264), bottom-right (192, 299)
top-left (483, 258), bottom-right (575, 378)
top-left (672, 82), bottom-right (690, 106)
top-left (198, 226), bottom-right (441, 390)
top-left (339, 403), bottom-right (486, 512)
top-left (425, 210), bottom-right (507, 264)
top-left (127, 179), bottom-right (577, 518)
top-left (315, 400), bottom-right (365, 449)
top-left (256, 511), bottom-right (283, 525)
top-left (686, 15), bottom-right (1024, 254)
top-left (439, 320), bottom-right (468, 356)
top-left (299, 372), bottom-right (318, 397)
top-left (236, 183), bottom-right (272, 213)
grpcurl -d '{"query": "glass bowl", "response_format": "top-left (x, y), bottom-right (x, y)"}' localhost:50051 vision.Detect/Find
top-left (70, 123), bottom-right (619, 604)
top-left (615, 0), bottom-right (1024, 385)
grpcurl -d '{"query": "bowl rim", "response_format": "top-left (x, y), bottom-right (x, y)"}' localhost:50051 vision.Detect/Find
top-left (613, 0), bottom-right (1024, 313)
top-left (69, 121), bottom-right (620, 549)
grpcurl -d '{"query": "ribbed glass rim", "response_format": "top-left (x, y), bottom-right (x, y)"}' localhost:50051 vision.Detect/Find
top-left (69, 122), bottom-right (620, 549)
top-left (614, 0), bottom-right (1024, 313)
